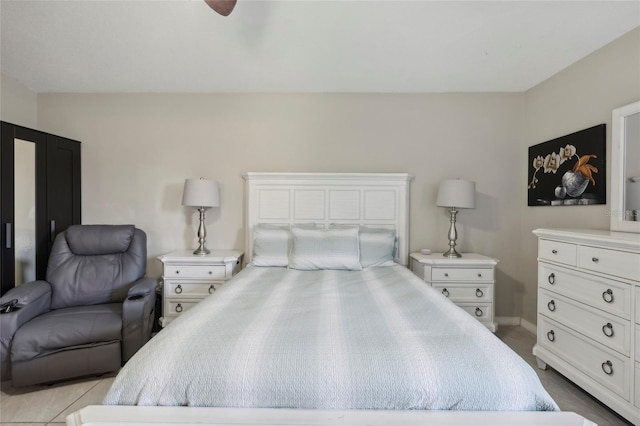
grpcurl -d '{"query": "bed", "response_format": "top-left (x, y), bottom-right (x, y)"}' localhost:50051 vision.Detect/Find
top-left (68, 173), bottom-right (595, 425)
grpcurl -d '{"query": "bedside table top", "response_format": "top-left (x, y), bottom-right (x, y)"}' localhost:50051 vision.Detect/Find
top-left (158, 250), bottom-right (244, 264)
top-left (410, 252), bottom-right (498, 267)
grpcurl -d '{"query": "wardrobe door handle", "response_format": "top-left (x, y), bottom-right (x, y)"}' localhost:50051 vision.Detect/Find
top-left (5, 223), bottom-right (11, 249)
top-left (548, 273), bottom-right (555, 285)
top-left (50, 220), bottom-right (56, 242)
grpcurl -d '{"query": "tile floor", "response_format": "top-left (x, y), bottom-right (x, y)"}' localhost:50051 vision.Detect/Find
top-left (0, 326), bottom-right (634, 425)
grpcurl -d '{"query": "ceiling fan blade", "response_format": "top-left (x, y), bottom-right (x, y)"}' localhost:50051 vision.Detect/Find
top-left (204, 0), bottom-right (237, 16)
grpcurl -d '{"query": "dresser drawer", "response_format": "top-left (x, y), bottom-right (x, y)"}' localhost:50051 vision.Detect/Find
top-left (538, 239), bottom-right (577, 266)
top-left (432, 284), bottom-right (493, 302)
top-left (165, 280), bottom-right (221, 297)
top-left (578, 246), bottom-right (640, 282)
top-left (539, 289), bottom-right (630, 356)
top-left (164, 300), bottom-right (201, 316)
top-left (538, 264), bottom-right (631, 320)
top-left (164, 265), bottom-right (227, 280)
top-left (432, 268), bottom-right (493, 282)
top-left (538, 316), bottom-right (631, 400)
top-left (457, 303), bottom-right (492, 322)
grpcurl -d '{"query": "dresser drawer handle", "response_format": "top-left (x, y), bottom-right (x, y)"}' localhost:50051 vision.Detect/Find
top-left (475, 307), bottom-right (483, 317)
top-left (477, 273), bottom-right (482, 278)
top-left (444, 273), bottom-right (449, 277)
top-left (551, 249), bottom-right (558, 254)
top-left (174, 284), bottom-right (183, 294)
top-left (175, 270), bottom-right (180, 275)
top-left (442, 288), bottom-right (449, 297)
top-left (209, 285), bottom-right (215, 294)
top-left (602, 289), bottom-right (614, 303)
top-left (547, 330), bottom-right (555, 342)
top-left (547, 300), bottom-right (556, 312)
top-left (601, 360), bottom-right (613, 375)
top-left (208, 271), bottom-right (213, 275)
top-left (175, 303), bottom-right (183, 313)
top-left (475, 288), bottom-right (483, 298)
top-left (591, 257), bottom-right (599, 263)
top-left (548, 273), bottom-right (555, 285)
top-left (602, 323), bottom-right (614, 338)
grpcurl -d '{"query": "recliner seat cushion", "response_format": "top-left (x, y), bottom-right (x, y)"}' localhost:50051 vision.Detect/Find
top-left (11, 304), bottom-right (123, 362)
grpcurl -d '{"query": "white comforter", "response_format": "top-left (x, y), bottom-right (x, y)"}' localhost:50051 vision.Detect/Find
top-left (104, 265), bottom-right (558, 411)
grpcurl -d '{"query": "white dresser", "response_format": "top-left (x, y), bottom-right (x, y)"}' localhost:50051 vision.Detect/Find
top-left (410, 253), bottom-right (499, 332)
top-left (532, 229), bottom-right (640, 425)
top-left (158, 250), bottom-right (243, 327)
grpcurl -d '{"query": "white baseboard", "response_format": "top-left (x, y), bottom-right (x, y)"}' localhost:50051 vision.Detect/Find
top-left (495, 316), bottom-right (520, 326)
top-left (519, 318), bottom-right (536, 335)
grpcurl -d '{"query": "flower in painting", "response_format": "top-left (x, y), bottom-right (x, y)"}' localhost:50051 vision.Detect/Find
top-left (532, 155), bottom-right (544, 171)
top-left (573, 154), bottom-right (598, 185)
top-left (543, 152), bottom-right (561, 174)
top-left (558, 144), bottom-right (577, 165)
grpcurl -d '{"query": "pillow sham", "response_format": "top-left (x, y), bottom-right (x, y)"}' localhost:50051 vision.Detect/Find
top-left (288, 226), bottom-right (362, 271)
top-left (329, 225), bottom-right (397, 268)
top-left (251, 223), bottom-right (318, 267)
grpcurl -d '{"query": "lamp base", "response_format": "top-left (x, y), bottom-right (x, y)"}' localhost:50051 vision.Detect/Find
top-left (443, 207), bottom-right (463, 258)
top-left (443, 247), bottom-right (462, 258)
top-left (193, 207), bottom-right (211, 256)
top-left (193, 246), bottom-right (211, 256)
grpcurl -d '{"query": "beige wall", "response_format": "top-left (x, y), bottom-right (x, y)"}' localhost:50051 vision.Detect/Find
top-left (4, 27), bottom-right (637, 324)
top-left (0, 73), bottom-right (37, 127)
top-left (36, 93), bottom-right (526, 318)
top-left (518, 27), bottom-right (640, 325)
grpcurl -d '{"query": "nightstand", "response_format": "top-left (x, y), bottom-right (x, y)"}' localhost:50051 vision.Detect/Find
top-left (410, 252), bottom-right (499, 332)
top-left (157, 250), bottom-right (243, 327)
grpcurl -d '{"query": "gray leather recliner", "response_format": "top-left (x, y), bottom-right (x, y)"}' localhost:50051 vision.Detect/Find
top-left (0, 225), bottom-right (157, 386)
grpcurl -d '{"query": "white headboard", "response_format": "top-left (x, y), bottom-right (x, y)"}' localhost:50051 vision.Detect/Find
top-left (243, 172), bottom-right (413, 265)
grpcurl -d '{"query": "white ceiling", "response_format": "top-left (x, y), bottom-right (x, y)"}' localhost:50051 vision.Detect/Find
top-left (1, 0), bottom-right (639, 93)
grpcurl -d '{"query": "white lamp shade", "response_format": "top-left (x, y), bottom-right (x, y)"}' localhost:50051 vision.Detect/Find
top-left (436, 179), bottom-right (476, 209)
top-left (182, 178), bottom-right (220, 208)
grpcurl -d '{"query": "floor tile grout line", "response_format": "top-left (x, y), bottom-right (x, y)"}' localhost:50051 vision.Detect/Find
top-left (48, 377), bottom-right (102, 423)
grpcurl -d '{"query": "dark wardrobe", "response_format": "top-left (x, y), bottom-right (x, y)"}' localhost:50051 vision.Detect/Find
top-left (0, 122), bottom-right (81, 296)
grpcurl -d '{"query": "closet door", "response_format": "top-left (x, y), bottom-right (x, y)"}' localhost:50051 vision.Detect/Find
top-left (0, 122), bottom-right (81, 296)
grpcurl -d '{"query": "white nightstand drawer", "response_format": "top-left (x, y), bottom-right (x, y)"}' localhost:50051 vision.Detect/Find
top-left (538, 239), bottom-right (577, 266)
top-left (432, 268), bottom-right (493, 282)
top-left (539, 316), bottom-right (630, 400)
top-left (164, 265), bottom-right (227, 280)
top-left (539, 289), bottom-right (630, 356)
top-left (432, 284), bottom-right (493, 302)
top-left (165, 280), bottom-right (220, 297)
top-left (538, 264), bottom-right (631, 320)
top-left (165, 300), bottom-right (200, 316)
top-left (578, 245), bottom-right (640, 282)
top-left (457, 303), bottom-right (492, 322)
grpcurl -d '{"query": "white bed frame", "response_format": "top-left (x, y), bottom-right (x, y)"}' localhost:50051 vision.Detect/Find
top-left (67, 173), bottom-right (595, 426)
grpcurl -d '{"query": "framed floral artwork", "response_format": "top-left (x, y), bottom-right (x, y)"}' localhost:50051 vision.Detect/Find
top-left (528, 124), bottom-right (606, 206)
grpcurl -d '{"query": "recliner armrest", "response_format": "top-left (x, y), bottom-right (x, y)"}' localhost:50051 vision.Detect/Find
top-left (0, 280), bottom-right (52, 381)
top-left (122, 277), bottom-right (157, 362)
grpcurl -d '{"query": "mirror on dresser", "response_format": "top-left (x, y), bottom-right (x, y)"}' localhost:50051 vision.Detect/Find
top-left (611, 100), bottom-right (640, 233)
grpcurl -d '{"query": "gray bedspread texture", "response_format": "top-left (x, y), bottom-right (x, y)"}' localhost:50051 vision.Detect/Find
top-left (103, 265), bottom-right (558, 411)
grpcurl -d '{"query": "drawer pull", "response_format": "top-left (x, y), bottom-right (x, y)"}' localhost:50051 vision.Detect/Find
top-left (602, 323), bottom-right (614, 338)
top-left (477, 273), bottom-right (482, 278)
top-left (174, 284), bottom-right (183, 294)
top-left (475, 307), bottom-right (483, 317)
top-left (475, 288), bottom-right (483, 298)
top-left (602, 289), bottom-right (614, 303)
top-left (444, 273), bottom-right (449, 277)
top-left (175, 270), bottom-right (180, 275)
top-left (175, 303), bottom-right (183, 313)
top-left (551, 249), bottom-right (558, 254)
top-left (442, 288), bottom-right (449, 297)
top-left (548, 273), bottom-right (555, 285)
top-left (547, 300), bottom-right (556, 312)
top-left (208, 271), bottom-right (213, 275)
top-left (601, 360), bottom-right (613, 375)
top-left (547, 330), bottom-right (555, 342)
top-left (209, 285), bottom-right (215, 294)
top-left (591, 257), bottom-right (599, 263)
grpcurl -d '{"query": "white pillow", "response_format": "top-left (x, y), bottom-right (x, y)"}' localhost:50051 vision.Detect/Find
top-left (252, 224), bottom-right (290, 267)
top-left (358, 227), bottom-right (397, 268)
top-left (288, 227), bottom-right (362, 271)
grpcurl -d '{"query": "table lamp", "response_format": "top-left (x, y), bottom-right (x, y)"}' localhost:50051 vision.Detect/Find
top-left (182, 178), bottom-right (220, 255)
top-left (436, 178), bottom-right (476, 258)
